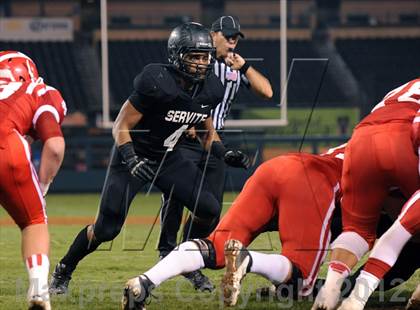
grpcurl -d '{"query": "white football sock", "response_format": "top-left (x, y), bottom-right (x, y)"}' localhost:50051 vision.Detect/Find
top-left (26, 254), bottom-right (50, 301)
top-left (249, 251), bottom-right (292, 284)
top-left (347, 271), bottom-right (380, 307)
top-left (370, 221), bottom-right (412, 267)
top-left (144, 241), bottom-right (204, 287)
top-left (323, 261), bottom-right (350, 292)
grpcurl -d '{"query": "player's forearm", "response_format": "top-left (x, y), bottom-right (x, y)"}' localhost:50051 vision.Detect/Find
top-left (112, 101), bottom-right (142, 146)
top-left (203, 130), bottom-right (221, 151)
top-left (246, 67), bottom-right (273, 99)
top-left (112, 121), bottom-right (133, 146)
top-left (38, 136), bottom-right (65, 186)
top-left (199, 118), bottom-right (221, 151)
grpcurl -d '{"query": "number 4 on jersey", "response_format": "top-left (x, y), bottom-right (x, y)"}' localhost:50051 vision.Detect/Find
top-left (163, 124), bottom-right (188, 151)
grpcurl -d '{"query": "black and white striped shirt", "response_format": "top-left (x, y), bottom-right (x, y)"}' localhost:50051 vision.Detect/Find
top-left (211, 59), bottom-right (250, 130)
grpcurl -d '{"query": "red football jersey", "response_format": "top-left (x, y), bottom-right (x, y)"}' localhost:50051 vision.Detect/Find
top-left (0, 81), bottom-right (67, 144)
top-left (412, 108), bottom-right (420, 152)
top-left (321, 143), bottom-right (346, 161)
top-left (320, 143), bottom-right (346, 198)
top-left (372, 78), bottom-right (420, 111)
top-left (358, 78), bottom-right (420, 128)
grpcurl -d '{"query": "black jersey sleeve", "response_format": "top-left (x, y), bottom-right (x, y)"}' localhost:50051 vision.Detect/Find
top-left (128, 66), bottom-right (157, 114)
top-left (128, 64), bottom-right (178, 114)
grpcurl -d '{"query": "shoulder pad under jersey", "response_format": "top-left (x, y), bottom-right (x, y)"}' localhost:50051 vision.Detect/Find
top-left (135, 64), bottom-right (180, 100)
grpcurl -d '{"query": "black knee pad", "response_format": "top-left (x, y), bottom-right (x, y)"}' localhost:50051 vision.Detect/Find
top-left (190, 238), bottom-right (217, 269)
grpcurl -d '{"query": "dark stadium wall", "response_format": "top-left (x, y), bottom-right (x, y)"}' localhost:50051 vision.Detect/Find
top-left (200, 0), bottom-right (224, 27)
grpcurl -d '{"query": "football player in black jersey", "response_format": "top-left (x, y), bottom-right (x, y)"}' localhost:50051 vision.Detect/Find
top-left (49, 22), bottom-right (250, 295)
top-left (157, 15), bottom-right (273, 292)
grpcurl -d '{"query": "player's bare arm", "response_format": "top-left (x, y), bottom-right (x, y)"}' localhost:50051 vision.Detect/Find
top-left (38, 137), bottom-right (65, 196)
top-left (196, 117), bottom-right (221, 151)
top-left (185, 126), bottom-right (197, 139)
top-left (112, 100), bottom-right (143, 146)
top-left (35, 112), bottom-right (66, 196)
top-left (112, 100), bottom-right (156, 182)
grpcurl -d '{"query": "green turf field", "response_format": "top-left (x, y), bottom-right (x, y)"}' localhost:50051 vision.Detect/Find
top-left (0, 193), bottom-right (418, 309)
top-left (242, 107), bottom-right (360, 136)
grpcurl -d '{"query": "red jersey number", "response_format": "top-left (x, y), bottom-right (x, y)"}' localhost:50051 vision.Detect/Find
top-left (382, 80), bottom-right (420, 105)
top-left (397, 81), bottom-right (420, 105)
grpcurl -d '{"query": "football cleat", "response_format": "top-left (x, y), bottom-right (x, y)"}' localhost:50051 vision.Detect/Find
top-left (121, 276), bottom-right (154, 310)
top-left (222, 239), bottom-right (251, 307)
top-left (183, 270), bottom-right (215, 292)
top-left (28, 295), bottom-right (51, 310)
top-left (407, 284), bottom-right (420, 310)
top-left (49, 263), bottom-right (73, 295)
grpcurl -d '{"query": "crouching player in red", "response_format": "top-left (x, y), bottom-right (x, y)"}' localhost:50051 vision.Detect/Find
top-left (0, 51), bottom-right (66, 310)
top-left (338, 108), bottom-right (420, 310)
top-left (312, 79), bottom-right (420, 310)
top-left (121, 144), bottom-right (345, 310)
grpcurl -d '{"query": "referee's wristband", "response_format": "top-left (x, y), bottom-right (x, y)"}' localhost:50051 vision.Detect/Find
top-left (239, 61), bottom-right (250, 75)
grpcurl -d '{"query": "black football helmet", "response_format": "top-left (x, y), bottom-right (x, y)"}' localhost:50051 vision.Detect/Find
top-left (168, 22), bottom-right (215, 82)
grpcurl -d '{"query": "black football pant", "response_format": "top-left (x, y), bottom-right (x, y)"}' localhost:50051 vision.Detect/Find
top-left (157, 138), bottom-right (225, 256)
top-left (60, 145), bottom-right (223, 269)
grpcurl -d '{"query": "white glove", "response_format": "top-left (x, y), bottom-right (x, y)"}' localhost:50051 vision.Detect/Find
top-left (338, 297), bottom-right (365, 310)
top-left (312, 284), bottom-right (342, 310)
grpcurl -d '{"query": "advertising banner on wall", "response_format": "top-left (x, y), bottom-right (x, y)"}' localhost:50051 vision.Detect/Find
top-left (0, 18), bottom-right (73, 41)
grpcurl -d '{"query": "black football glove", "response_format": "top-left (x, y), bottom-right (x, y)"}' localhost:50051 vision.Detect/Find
top-left (127, 156), bottom-right (156, 182)
top-left (118, 142), bottom-right (157, 182)
top-left (224, 149), bottom-right (250, 169)
top-left (210, 141), bottom-right (250, 169)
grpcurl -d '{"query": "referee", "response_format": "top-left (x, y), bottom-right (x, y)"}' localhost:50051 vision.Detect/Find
top-left (158, 15), bottom-right (273, 291)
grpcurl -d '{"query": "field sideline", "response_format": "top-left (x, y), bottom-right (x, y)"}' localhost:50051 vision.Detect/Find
top-left (0, 193), bottom-right (418, 309)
